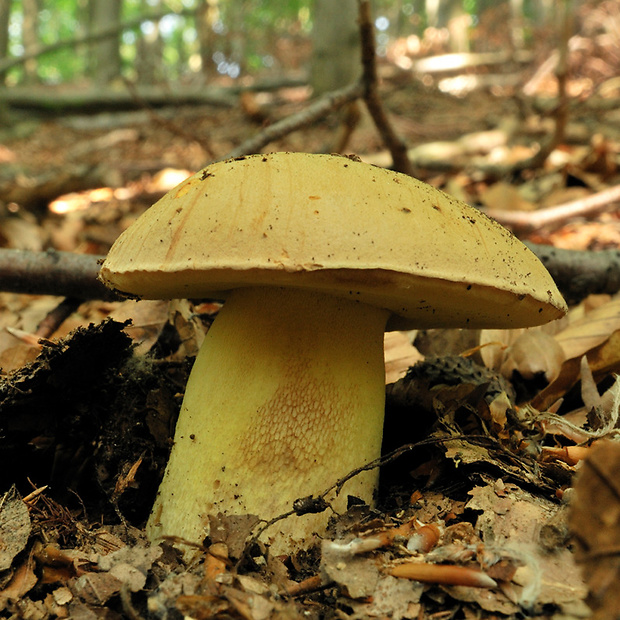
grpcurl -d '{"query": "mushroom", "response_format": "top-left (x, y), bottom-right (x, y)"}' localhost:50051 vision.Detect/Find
top-left (99, 152), bottom-right (567, 552)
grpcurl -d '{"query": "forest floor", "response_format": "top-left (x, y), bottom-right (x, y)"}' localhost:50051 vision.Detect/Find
top-left (1, 51), bottom-right (620, 620)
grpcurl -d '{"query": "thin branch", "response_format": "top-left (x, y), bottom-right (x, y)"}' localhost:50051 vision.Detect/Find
top-left (524, 242), bottom-right (620, 305)
top-left (0, 249), bottom-right (118, 301)
top-left (225, 81), bottom-right (364, 160)
top-left (0, 243), bottom-right (618, 307)
top-left (483, 184), bottom-right (620, 235)
top-left (357, 0), bottom-right (412, 176)
top-left (517, 0), bottom-right (572, 172)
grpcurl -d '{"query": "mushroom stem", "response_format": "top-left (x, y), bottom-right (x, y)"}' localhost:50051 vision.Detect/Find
top-left (146, 286), bottom-right (390, 552)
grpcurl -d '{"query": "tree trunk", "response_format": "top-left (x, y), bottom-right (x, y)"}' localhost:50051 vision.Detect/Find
top-left (22, 0), bottom-right (40, 84)
top-left (0, 0), bottom-right (10, 84)
top-left (89, 0), bottom-right (122, 84)
top-left (196, 0), bottom-right (220, 79)
top-left (310, 0), bottom-right (360, 96)
top-left (0, 0), bottom-right (7, 54)
top-left (136, 0), bottom-right (163, 84)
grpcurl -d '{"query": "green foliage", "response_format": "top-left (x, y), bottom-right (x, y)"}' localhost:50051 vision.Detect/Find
top-left (38, 3), bottom-right (87, 82)
top-left (2, 0), bottom-right (531, 86)
top-left (4, 0), bottom-right (318, 85)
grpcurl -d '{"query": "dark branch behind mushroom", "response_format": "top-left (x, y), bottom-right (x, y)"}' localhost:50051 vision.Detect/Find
top-left (0, 243), bottom-right (617, 307)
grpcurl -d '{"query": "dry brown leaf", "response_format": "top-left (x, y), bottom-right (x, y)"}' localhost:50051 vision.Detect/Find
top-left (384, 331), bottom-right (422, 384)
top-left (467, 483), bottom-right (587, 612)
top-left (207, 513), bottom-right (260, 560)
top-left (169, 298), bottom-right (215, 359)
top-left (570, 441), bottom-right (620, 620)
top-left (109, 299), bottom-right (170, 355)
top-left (0, 486), bottom-right (31, 572)
top-left (73, 572), bottom-right (123, 605)
top-left (321, 538), bottom-right (391, 602)
top-left (458, 127), bottom-right (512, 155)
top-left (540, 185), bottom-right (591, 209)
top-left (42, 587), bottom-right (74, 617)
top-left (478, 181), bottom-right (536, 212)
top-left (51, 585), bottom-right (73, 607)
top-left (579, 355), bottom-right (601, 411)
top-left (175, 593), bottom-right (231, 618)
top-left (415, 328), bottom-right (481, 359)
top-left (0, 342), bottom-right (41, 375)
top-left (0, 553), bottom-right (38, 611)
top-left (499, 330), bottom-right (565, 383)
top-left (533, 331), bottom-right (620, 411)
top-left (530, 298), bottom-right (620, 410)
top-left (535, 381), bottom-right (620, 445)
top-left (555, 296), bottom-right (620, 361)
top-left (1, 216), bottom-right (45, 252)
top-left (224, 583), bottom-right (276, 620)
top-left (0, 293), bottom-right (65, 334)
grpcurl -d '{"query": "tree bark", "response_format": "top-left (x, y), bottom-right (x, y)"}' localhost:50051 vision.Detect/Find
top-left (524, 243), bottom-right (620, 306)
top-left (195, 1), bottom-right (219, 79)
top-left (136, 0), bottom-right (163, 84)
top-left (0, 244), bottom-right (617, 307)
top-left (89, 0), bottom-right (122, 84)
top-left (22, 0), bottom-right (40, 84)
top-left (0, 84), bottom-right (237, 111)
top-left (0, 249), bottom-right (119, 301)
top-left (310, 0), bottom-right (360, 96)
top-left (0, 0), bottom-right (10, 84)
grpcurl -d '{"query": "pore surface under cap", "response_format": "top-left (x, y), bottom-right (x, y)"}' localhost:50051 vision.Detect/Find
top-left (100, 152), bottom-right (566, 329)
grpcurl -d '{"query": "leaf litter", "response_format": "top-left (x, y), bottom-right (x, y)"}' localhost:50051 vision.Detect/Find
top-left (2, 18), bottom-right (620, 616)
top-left (3, 286), bottom-right (620, 618)
top-left (0, 306), bottom-right (612, 617)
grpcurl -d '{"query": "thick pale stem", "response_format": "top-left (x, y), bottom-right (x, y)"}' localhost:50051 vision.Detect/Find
top-left (147, 286), bottom-right (389, 552)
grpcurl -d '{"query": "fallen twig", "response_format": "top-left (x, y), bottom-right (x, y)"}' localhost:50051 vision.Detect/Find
top-left (0, 241), bottom-right (617, 306)
top-left (0, 249), bottom-right (118, 301)
top-left (484, 183), bottom-right (620, 235)
top-left (225, 81), bottom-right (364, 160)
top-left (357, 0), bottom-right (412, 175)
top-left (523, 242), bottom-right (620, 305)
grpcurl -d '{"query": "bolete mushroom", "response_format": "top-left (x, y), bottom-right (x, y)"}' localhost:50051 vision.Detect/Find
top-left (99, 152), bottom-right (566, 552)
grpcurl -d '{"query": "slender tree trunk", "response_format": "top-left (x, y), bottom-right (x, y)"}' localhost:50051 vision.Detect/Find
top-left (196, 0), bottom-right (219, 79)
top-left (0, 0), bottom-right (10, 84)
top-left (89, 0), bottom-right (122, 84)
top-left (229, 0), bottom-right (246, 76)
top-left (136, 0), bottom-right (163, 83)
top-left (310, 0), bottom-right (360, 96)
top-left (22, 0), bottom-right (40, 84)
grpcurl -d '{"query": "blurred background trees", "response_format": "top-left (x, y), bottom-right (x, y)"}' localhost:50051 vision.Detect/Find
top-left (0, 0), bottom-right (579, 90)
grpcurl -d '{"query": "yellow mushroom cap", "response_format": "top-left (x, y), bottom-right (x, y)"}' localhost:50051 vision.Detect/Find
top-left (100, 152), bottom-right (567, 329)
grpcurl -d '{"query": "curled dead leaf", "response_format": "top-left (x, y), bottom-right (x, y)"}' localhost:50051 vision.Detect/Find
top-left (500, 330), bottom-right (565, 384)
